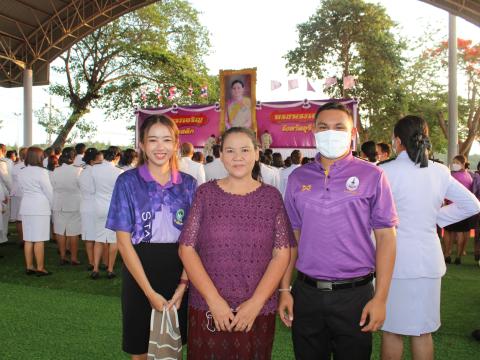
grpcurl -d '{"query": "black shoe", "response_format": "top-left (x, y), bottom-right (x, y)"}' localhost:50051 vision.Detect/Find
top-left (26, 269), bottom-right (36, 275)
top-left (60, 259), bottom-right (70, 266)
top-left (445, 256), bottom-right (451, 264)
top-left (71, 260), bottom-right (81, 266)
top-left (454, 257), bottom-right (461, 265)
top-left (36, 270), bottom-right (52, 277)
top-left (90, 271), bottom-right (100, 280)
top-left (107, 271), bottom-right (116, 279)
top-left (472, 329), bottom-right (480, 341)
top-left (86, 264), bottom-right (94, 271)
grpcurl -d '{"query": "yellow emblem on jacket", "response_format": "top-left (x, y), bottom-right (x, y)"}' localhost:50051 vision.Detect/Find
top-left (301, 185), bottom-right (312, 192)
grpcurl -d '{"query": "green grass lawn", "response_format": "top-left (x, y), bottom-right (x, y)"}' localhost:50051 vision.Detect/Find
top-left (0, 226), bottom-right (479, 359)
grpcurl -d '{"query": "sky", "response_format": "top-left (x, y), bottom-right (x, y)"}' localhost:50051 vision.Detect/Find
top-left (0, 0), bottom-right (479, 147)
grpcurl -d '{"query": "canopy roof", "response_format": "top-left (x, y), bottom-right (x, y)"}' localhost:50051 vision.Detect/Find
top-left (420, 0), bottom-right (480, 28)
top-left (0, 0), bottom-right (478, 88)
top-left (0, 0), bottom-right (157, 87)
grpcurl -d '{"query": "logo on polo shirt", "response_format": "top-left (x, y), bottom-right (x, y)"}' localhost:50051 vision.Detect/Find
top-left (346, 176), bottom-right (360, 191)
top-left (174, 209), bottom-right (185, 225)
top-left (301, 185), bottom-right (312, 192)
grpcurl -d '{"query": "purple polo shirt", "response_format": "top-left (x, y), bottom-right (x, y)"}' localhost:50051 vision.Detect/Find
top-left (285, 152), bottom-right (398, 280)
top-left (106, 165), bottom-right (197, 244)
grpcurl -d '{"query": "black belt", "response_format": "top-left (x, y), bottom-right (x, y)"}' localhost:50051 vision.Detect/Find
top-left (297, 272), bottom-right (374, 291)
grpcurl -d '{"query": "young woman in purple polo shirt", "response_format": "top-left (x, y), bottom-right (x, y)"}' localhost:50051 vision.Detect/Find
top-left (179, 127), bottom-right (295, 359)
top-left (106, 115), bottom-right (196, 359)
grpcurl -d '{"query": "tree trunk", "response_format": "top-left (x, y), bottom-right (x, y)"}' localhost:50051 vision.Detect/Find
top-left (459, 105), bottom-right (480, 157)
top-left (51, 110), bottom-right (88, 149)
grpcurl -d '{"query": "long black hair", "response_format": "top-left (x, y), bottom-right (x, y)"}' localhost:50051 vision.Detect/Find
top-left (220, 127), bottom-right (262, 182)
top-left (393, 115), bottom-right (431, 168)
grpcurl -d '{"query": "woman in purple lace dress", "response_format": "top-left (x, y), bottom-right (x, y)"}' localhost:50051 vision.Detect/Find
top-left (179, 127), bottom-right (296, 360)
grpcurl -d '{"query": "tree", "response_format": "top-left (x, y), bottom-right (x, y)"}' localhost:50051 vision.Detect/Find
top-left (428, 39), bottom-right (480, 156)
top-left (284, 0), bottom-right (405, 139)
top-left (399, 35), bottom-right (480, 156)
top-left (50, 0), bottom-right (214, 148)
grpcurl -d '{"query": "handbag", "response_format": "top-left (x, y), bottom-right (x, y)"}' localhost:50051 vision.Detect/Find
top-left (147, 306), bottom-right (182, 360)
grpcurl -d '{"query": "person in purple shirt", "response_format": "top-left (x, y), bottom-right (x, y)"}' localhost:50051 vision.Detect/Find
top-left (179, 127), bottom-right (295, 359)
top-left (443, 154), bottom-right (476, 265)
top-left (106, 115), bottom-right (196, 359)
top-left (279, 102), bottom-right (398, 360)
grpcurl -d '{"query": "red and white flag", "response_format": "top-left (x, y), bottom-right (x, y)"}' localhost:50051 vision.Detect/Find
top-left (306, 79), bottom-right (315, 92)
top-left (168, 86), bottom-right (177, 100)
top-left (200, 85), bottom-right (208, 98)
top-left (343, 75), bottom-right (355, 90)
top-left (270, 80), bottom-right (282, 91)
top-left (288, 79), bottom-right (299, 90)
top-left (324, 76), bottom-right (337, 88)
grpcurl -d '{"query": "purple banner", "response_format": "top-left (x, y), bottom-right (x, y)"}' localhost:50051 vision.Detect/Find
top-left (135, 99), bottom-right (358, 148)
top-left (136, 105), bottom-right (220, 147)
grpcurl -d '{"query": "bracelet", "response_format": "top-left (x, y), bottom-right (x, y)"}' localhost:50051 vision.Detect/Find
top-left (278, 286), bottom-right (292, 292)
top-left (179, 278), bottom-right (189, 288)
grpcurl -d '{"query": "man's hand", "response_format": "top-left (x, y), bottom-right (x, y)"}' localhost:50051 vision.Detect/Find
top-left (360, 297), bottom-right (386, 332)
top-left (278, 291), bottom-right (294, 327)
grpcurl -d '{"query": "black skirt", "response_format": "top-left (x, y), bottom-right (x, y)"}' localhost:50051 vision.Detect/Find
top-left (121, 242), bottom-right (188, 355)
top-left (444, 214), bottom-right (479, 232)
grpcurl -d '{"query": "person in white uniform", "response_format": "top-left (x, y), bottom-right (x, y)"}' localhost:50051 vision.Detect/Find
top-left (279, 150), bottom-right (302, 197)
top-left (10, 147), bottom-right (27, 245)
top-left (204, 144), bottom-right (228, 181)
top-left (379, 115), bottom-right (480, 360)
top-left (18, 147), bottom-right (54, 276)
top-left (179, 142), bottom-right (205, 185)
top-left (51, 147), bottom-right (83, 265)
top-left (259, 162), bottom-right (280, 189)
top-left (0, 143), bottom-right (12, 243)
top-left (86, 147), bottom-right (123, 279)
top-left (73, 143), bottom-right (86, 167)
top-left (78, 148), bottom-right (102, 270)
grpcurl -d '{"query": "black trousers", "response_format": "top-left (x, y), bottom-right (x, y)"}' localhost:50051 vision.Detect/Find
top-left (292, 278), bottom-right (374, 360)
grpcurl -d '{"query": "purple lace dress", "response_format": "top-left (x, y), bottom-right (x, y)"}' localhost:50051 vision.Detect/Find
top-left (179, 180), bottom-right (296, 359)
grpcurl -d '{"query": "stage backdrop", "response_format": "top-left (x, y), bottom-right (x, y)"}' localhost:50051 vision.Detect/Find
top-left (135, 99), bottom-right (358, 148)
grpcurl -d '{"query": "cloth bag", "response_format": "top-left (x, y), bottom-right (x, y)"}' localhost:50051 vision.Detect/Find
top-left (147, 306), bottom-right (182, 360)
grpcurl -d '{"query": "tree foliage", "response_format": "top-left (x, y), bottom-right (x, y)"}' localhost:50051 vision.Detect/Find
top-left (284, 0), bottom-right (405, 138)
top-left (50, 0), bottom-right (214, 148)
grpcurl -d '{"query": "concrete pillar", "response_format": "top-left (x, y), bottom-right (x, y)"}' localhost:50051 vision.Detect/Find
top-left (447, 14), bottom-right (458, 164)
top-left (23, 68), bottom-right (33, 146)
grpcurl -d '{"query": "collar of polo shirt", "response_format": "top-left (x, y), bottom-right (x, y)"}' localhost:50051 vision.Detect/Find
top-left (138, 163), bottom-right (182, 188)
top-left (315, 151), bottom-right (354, 172)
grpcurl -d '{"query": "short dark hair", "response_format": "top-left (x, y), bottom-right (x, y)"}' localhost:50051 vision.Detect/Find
top-left (361, 141), bottom-right (377, 163)
top-left (314, 102), bottom-right (353, 125)
top-left (206, 155), bottom-right (214, 164)
top-left (212, 144), bottom-right (221, 158)
top-left (59, 147), bottom-right (75, 165)
top-left (83, 148), bottom-right (99, 166)
top-left (25, 147), bottom-right (44, 167)
top-left (75, 143), bottom-right (86, 155)
top-left (377, 142), bottom-right (391, 156)
top-left (291, 150), bottom-right (302, 164)
top-left (120, 148), bottom-right (137, 167)
top-left (105, 146), bottom-right (121, 162)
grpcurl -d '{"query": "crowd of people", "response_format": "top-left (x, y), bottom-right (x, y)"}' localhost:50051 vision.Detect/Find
top-left (1, 101), bottom-right (480, 359)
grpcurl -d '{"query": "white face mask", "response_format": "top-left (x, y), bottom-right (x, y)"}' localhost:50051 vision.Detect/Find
top-left (451, 163), bottom-right (462, 171)
top-left (314, 130), bottom-right (351, 159)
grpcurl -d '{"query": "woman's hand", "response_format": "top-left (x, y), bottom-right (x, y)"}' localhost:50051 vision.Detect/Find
top-left (207, 296), bottom-right (235, 332)
top-left (147, 291), bottom-right (168, 311)
top-left (231, 297), bottom-right (264, 332)
top-left (167, 284), bottom-right (187, 310)
top-left (277, 291), bottom-right (294, 327)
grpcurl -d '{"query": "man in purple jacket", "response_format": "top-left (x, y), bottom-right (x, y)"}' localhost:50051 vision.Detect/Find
top-left (278, 102), bottom-right (398, 360)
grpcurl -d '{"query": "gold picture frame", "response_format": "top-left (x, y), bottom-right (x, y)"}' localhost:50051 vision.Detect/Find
top-left (219, 68), bottom-right (257, 134)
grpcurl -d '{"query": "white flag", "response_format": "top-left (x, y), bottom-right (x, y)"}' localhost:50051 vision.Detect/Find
top-left (271, 80), bottom-right (282, 91)
top-left (288, 79), bottom-right (299, 90)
